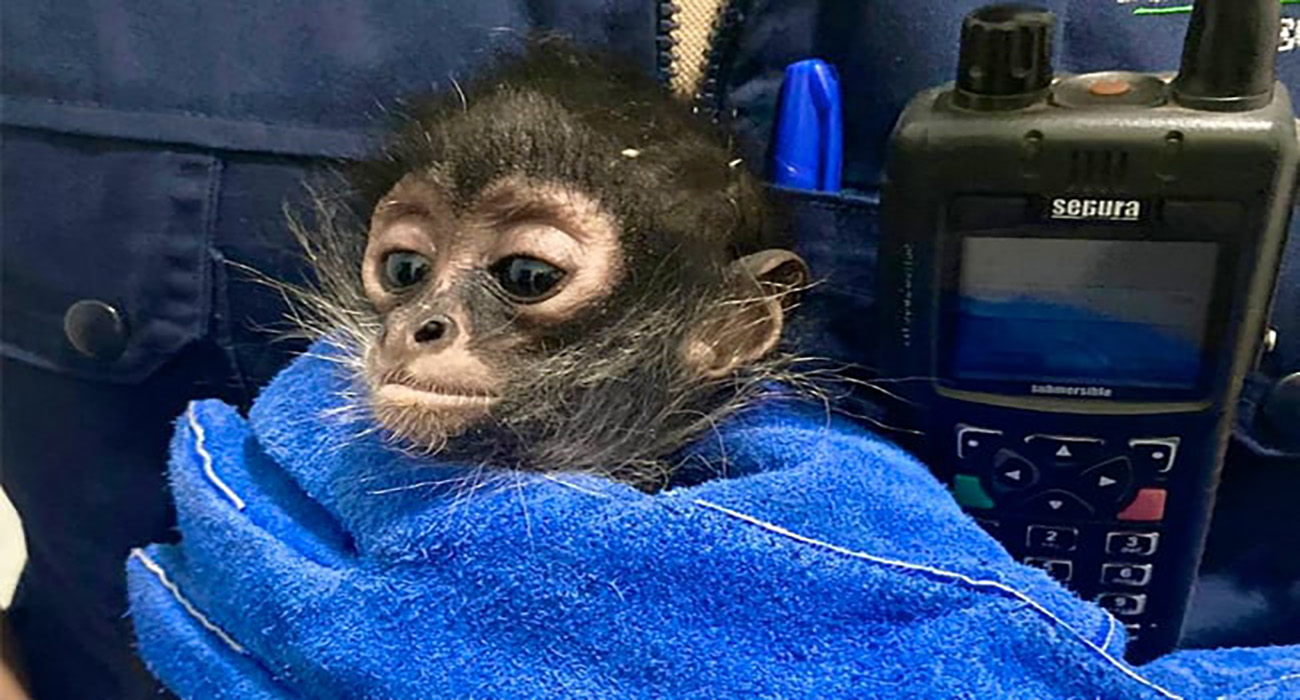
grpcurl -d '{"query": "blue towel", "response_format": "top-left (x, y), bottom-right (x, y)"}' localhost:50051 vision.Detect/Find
top-left (126, 347), bottom-right (1300, 699)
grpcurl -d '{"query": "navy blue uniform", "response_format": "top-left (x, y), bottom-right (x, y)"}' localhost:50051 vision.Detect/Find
top-left (2, 2), bottom-right (1297, 698)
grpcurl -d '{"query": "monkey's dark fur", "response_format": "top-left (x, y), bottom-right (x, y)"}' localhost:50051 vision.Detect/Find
top-left (290, 39), bottom-right (812, 490)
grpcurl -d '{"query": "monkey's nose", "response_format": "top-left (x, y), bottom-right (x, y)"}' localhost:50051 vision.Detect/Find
top-left (413, 315), bottom-right (457, 347)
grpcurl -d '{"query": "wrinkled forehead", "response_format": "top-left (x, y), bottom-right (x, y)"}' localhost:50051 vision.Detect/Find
top-left (370, 86), bottom-right (742, 269)
top-left (372, 173), bottom-right (619, 243)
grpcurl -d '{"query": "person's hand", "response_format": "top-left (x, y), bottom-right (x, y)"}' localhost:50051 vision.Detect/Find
top-left (0, 661), bottom-right (30, 700)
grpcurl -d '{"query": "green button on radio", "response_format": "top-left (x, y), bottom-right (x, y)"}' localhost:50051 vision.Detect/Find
top-left (952, 474), bottom-right (995, 510)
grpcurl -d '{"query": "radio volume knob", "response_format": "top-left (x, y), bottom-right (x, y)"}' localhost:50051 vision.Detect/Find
top-left (955, 4), bottom-right (1056, 110)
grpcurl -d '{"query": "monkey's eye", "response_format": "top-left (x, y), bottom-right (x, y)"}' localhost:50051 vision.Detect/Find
top-left (381, 251), bottom-right (431, 291)
top-left (490, 255), bottom-right (567, 302)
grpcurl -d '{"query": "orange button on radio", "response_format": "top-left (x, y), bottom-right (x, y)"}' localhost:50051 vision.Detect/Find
top-left (1118, 488), bottom-right (1167, 522)
top-left (1089, 79), bottom-right (1133, 97)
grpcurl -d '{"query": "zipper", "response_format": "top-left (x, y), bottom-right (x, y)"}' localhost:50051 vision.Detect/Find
top-left (656, 2), bottom-right (682, 86)
top-left (694, 0), bottom-right (751, 122)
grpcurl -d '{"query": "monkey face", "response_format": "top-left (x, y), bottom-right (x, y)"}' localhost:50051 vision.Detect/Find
top-left (360, 174), bottom-right (624, 447)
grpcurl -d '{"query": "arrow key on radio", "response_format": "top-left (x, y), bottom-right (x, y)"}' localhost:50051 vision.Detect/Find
top-left (1023, 490), bottom-right (1095, 519)
top-left (1077, 457), bottom-right (1134, 504)
top-left (993, 449), bottom-right (1039, 491)
top-left (1024, 437), bottom-right (1107, 468)
top-left (1026, 435), bottom-right (1104, 468)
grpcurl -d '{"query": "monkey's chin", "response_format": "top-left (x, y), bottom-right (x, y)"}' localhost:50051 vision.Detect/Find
top-left (370, 384), bottom-right (499, 446)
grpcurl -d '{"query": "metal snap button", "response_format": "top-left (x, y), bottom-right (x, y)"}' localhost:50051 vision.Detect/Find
top-left (63, 300), bottom-right (128, 361)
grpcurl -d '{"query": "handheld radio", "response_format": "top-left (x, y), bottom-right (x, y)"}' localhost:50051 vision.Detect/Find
top-left (877, 0), bottom-right (1298, 661)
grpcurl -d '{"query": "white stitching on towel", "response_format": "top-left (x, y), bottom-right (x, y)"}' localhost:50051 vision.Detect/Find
top-left (1101, 614), bottom-right (1118, 653)
top-left (188, 404), bottom-right (246, 510)
top-left (692, 498), bottom-right (1182, 700)
top-left (541, 474), bottom-right (614, 499)
top-left (1222, 672), bottom-right (1300, 699)
top-left (130, 548), bottom-right (246, 654)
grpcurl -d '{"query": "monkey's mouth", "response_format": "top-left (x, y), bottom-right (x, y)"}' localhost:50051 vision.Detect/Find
top-left (372, 369), bottom-right (500, 410)
top-left (374, 382), bottom-right (499, 409)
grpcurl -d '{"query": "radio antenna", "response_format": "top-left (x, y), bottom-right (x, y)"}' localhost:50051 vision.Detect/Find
top-left (1171, 0), bottom-right (1280, 111)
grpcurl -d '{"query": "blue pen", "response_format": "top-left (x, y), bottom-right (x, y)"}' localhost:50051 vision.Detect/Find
top-left (771, 58), bottom-right (843, 192)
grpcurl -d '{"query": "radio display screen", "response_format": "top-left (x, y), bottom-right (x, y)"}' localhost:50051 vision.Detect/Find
top-left (947, 237), bottom-right (1220, 392)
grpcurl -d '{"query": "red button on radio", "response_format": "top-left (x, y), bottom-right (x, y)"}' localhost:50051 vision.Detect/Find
top-left (1118, 488), bottom-right (1167, 522)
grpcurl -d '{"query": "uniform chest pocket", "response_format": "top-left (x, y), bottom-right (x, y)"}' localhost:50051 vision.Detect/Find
top-left (775, 186), bottom-right (881, 367)
top-left (1, 127), bottom-right (216, 383)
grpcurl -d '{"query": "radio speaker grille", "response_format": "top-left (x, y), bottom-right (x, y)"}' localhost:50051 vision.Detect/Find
top-left (1069, 149), bottom-right (1129, 186)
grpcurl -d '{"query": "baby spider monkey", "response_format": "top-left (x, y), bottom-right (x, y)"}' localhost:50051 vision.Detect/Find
top-left (293, 39), bottom-right (810, 490)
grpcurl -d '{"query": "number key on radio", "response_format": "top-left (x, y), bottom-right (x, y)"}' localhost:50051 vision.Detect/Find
top-left (1026, 524), bottom-right (1078, 552)
top-left (1106, 531), bottom-right (1159, 557)
top-left (1023, 557), bottom-right (1073, 583)
top-left (1098, 593), bottom-right (1147, 616)
top-left (1101, 563), bottom-right (1153, 587)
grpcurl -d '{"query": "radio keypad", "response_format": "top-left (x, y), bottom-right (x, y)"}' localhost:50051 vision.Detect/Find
top-left (945, 426), bottom-right (1179, 520)
top-left (947, 425), bottom-right (1183, 648)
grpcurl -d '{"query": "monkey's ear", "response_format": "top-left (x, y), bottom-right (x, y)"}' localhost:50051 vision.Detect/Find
top-left (684, 250), bottom-right (809, 379)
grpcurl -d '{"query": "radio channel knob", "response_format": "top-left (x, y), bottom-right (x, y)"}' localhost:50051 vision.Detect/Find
top-left (955, 4), bottom-right (1056, 110)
